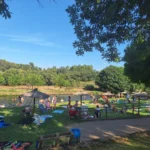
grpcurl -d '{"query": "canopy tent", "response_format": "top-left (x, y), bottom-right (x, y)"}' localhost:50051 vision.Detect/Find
top-left (101, 92), bottom-right (114, 96)
top-left (132, 92), bottom-right (148, 96)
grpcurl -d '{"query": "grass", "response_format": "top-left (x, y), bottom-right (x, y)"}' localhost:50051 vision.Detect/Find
top-left (0, 100), bottom-right (150, 150)
top-left (74, 131), bottom-right (150, 150)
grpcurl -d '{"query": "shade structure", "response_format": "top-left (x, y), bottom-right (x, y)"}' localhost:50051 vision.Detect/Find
top-left (21, 89), bottom-right (49, 99)
top-left (132, 92), bottom-right (148, 96)
top-left (101, 92), bottom-right (114, 96)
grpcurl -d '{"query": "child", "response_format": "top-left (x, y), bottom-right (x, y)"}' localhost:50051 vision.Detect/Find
top-left (94, 105), bottom-right (101, 118)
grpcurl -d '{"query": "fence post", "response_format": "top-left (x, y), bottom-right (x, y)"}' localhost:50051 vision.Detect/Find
top-left (138, 97), bottom-right (141, 115)
top-left (132, 103), bottom-right (135, 115)
top-left (80, 95), bottom-right (82, 107)
top-left (105, 107), bottom-right (108, 118)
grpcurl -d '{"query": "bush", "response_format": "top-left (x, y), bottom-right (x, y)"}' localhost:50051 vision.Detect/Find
top-left (84, 84), bottom-right (95, 91)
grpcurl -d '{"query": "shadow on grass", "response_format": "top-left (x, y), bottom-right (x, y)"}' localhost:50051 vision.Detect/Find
top-left (0, 106), bottom-right (78, 150)
top-left (73, 131), bottom-right (150, 150)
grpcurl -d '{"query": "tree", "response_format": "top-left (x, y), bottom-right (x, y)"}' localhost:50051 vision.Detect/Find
top-left (0, 0), bottom-right (56, 19)
top-left (25, 73), bottom-right (45, 89)
top-left (0, 0), bottom-right (11, 19)
top-left (4, 69), bottom-right (25, 87)
top-left (95, 66), bottom-right (129, 94)
top-left (66, 0), bottom-right (150, 61)
top-left (0, 72), bottom-right (5, 85)
top-left (42, 68), bottom-right (57, 85)
top-left (124, 41), bottom-right (150, 86)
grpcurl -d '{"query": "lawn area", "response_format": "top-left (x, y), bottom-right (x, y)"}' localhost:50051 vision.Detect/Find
top-left (75, 131), bottom-right (150, 150)
top-left (0, 100), bottom-right (150, 150)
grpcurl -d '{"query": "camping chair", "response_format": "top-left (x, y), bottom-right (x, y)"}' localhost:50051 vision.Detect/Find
top-left (39, 104), bottom-right (47, 113)
top-left (69, 107), bottom-right (78, 119)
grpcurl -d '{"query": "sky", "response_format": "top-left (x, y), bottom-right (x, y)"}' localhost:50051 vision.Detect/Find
top-left (0, 0), bottom-right (125, 71)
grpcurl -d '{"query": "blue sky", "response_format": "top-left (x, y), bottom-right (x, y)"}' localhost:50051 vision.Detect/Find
top-left (0, 0), bottom-right (125, 71)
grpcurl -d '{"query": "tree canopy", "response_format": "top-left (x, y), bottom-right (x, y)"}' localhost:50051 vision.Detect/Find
top-left (124, 41), bottom-right (150, 86)
top-left (0, 59), bottom-right (97, 87)
top-left (66, 0), bottom-right (150, 62)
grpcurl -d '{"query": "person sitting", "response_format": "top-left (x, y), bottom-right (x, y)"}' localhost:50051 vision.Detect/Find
top-left (112, 105), bottom-right (118, 113)
top-left (74, 101), bottom-right (78, 108)
top-left (69, 106), bottom-right (78, 119)
top-left (94, 105), bottom-right (101, 118)
top-left (22, 107), bottom-right (32, 116)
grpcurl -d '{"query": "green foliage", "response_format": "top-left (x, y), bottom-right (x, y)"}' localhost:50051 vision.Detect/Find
top-left (95, 66), bottom-right (129, 94)
top-left (66, 0), bottom-right (150, 62)
top-left (0, 72), bottom-right (5, 85)
top-left (0, 0), bottom-right (11, 19)
top-left (84, 84), bottom-right (95, 91)
top-left (0, 60), bottom-right (96, 87)
top-left (124, 41), bottom-right (150, 86)
top-left (128, 82), bottom-right (146, 93)
top-left (4, 69), bottom-right (25, 86)
top-left (42, 68), bottom-right (57, 85)
top-left (25, 73), bottom-right (45, 88)
top-left (145, 87), bottom-right (150, 95)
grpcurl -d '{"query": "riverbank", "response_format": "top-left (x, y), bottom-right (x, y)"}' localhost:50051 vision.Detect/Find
top-left (0, 85), bottom-right (98, 96)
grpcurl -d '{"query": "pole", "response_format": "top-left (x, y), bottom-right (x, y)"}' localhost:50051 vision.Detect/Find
top-left (105, 107), bottom-right (108, 118)
top-left (80, 95), bottom-right (82, 107)
top-left (138, 97), bottom-right (140, 115)
top-left (32, 97), bottom-right (36, 116)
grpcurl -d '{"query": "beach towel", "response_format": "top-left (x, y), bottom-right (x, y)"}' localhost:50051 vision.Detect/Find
top-left (0, 141), bottom-right (32, 150)
top-left (0, 121), bottom-right (10, 128)
top-left (33, 114), bottom-right (53, 125)
top-left (52, 110), bottom-right (64, 114)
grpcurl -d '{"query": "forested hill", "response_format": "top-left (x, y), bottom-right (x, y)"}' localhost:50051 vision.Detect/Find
top-left (0, 59), bottom-right (41, 71)
top-left (0, 59), bottom-right (98, 87)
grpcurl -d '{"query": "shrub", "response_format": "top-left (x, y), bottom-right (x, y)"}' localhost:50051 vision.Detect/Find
top-left (84, 84), bottom-right (94, 91)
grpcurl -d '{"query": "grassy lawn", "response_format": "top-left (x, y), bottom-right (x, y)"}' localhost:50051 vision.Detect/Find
top-left (0, 100), bottom-right (150, 150)
top-left (75, 131), bottom-right (150, 150)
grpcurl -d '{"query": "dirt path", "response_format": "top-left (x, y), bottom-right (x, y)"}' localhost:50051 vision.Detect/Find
top-left (67, 118), bottom-right (150, 141)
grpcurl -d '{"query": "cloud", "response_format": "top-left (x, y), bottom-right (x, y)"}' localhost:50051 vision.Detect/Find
top-left (0, 33), bottom-right (60, 48)
top-left (0, 47), bottom-right (72, 56)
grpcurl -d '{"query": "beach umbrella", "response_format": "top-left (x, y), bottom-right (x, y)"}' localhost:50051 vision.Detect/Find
top-left (21, 89), bottom-right (49, 116)
top-left (21, 89), bottom-right (49, 99)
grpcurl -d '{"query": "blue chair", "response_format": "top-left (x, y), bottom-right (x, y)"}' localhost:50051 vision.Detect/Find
top-left (70, 128), bottom-right (81, 144)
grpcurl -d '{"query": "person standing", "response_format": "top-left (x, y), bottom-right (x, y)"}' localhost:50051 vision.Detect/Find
top-left (67, 96), bottom-right (71, 109)
top-left (52, 95), bottom-right (57, 109)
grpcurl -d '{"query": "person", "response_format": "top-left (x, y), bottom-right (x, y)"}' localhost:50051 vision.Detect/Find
top-left (17, 96), bottom-right (22, 106)
top-left (52, 95), bottom-right (57, 109)
top-left (94, 105), bottom-right (101, 118)
top-left (74, 100), bottom-right (78, 108)
top-left (45, 99), bottom-right (51, 110)
top-left (67, 96), bottom-right (71, 108)
top-left (22, 107), bottom-right (32, 116)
